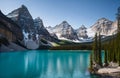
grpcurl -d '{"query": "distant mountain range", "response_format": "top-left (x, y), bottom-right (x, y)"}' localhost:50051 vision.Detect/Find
top-left (47, 18), bottom-right (117, 41)
top-left (0, 5), bottom-right (118, 50)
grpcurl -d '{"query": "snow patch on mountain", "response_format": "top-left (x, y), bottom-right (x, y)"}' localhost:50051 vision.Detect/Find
top-left (47, 21), bottom-right (78, 41)
top-left (87, 28), bottom-right (95, 38)
top-left (76, 25), bottom-right (88, 39)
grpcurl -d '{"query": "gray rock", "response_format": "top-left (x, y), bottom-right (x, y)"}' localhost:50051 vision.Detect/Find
top-left (7, 5), bottom-right (35, 33)
top-left (76, 25), bottom-right (88, 39)
top-left (90, 18), bottom-right (115, 36)
top-left (52, 21), bottom-right (78, 40)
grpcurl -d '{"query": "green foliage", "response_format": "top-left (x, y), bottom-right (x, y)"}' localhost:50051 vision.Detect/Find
top-left (50, 44), bottom-right (92, 50)
top-left (90, 33), bottom-right (102, 69)
top-left (90, 53), bottom-right (93, 69)
top-left (40, 38), bottom-right (48, 44)
top-left (57, 40), bottom-right (76, 45)
top-left (37, 45), bottom-right (51, 50)
top-left (92, 33), bottom-right (98, 62)
top-left (102, 8), bottom-right (120, 66)
top-left (104, 45), bottom-right (108, 66)
top-left (98, 33), bottom-right (102, 66)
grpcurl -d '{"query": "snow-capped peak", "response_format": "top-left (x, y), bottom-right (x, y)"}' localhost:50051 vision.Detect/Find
top-left (76, 25), bottom-right (88, 39)
top-left (79, 25), bottom-right (87, 30)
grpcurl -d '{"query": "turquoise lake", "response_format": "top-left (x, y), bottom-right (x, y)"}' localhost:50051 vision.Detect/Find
top-left (0, 50), bottom-right (104, 78)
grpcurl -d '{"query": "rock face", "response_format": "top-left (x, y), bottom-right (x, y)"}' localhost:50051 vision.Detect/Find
top-left (34, 17), bottom-right (52, 40)
top-left (7, 5), bottom-right (57, 42)
top-left (5, 5), bottom-right (118, 44)
top-left (7, 5), bottom-right (35, 33)
top-left (76, 25), bottom-right (88, 39)
top-left (46, 26), bottom-right (53, 33)
top-left (50, 21), bottom-right (78, 40)
top-left (0, 10), bottom-right (23, 41)
top-left (89, 18), bottom-right (114, 36)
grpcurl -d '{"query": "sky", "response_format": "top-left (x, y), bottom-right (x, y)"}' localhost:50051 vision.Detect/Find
top-left (0, 0), bottom-right (120, 29)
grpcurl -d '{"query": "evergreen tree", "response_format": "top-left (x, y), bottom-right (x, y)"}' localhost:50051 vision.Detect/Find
top-left (98, 33), bottom-right (102, 66)
top-left (104, 45), bottom-right (108, 66)
top-left (90, 53), bottom-right (93, 70)
top-left (93, 33), bottom-right (98, 63)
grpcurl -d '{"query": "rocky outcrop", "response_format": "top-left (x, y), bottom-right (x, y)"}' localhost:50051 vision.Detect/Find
top-left (34, 17), bottom-right (52, 40)
top-left (0, 42), bottom-right (26, 52)
top-left (76, 25), bottom-right (88, 39)
top-left (0, 10), bottom-right (23, 41)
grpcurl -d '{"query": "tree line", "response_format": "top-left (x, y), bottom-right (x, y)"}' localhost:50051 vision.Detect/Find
top-left (90, 7), bottom-right (120, 71)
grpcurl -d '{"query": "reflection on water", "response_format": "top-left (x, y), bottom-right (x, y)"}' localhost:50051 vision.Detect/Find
top-left (0, 50), bottom-right (101, 78)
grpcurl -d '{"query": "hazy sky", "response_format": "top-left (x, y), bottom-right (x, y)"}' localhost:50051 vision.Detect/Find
top-left (0, 0), bottom-right (120, 29)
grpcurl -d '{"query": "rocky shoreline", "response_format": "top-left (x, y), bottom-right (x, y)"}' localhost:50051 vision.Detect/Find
top-left (90, 62), bottom-right (120, 78)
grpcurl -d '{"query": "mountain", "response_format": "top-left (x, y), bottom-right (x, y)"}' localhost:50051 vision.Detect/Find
top-left (0, 10), bottom-right (26, 52)
top-left (6, 5), bottom-right (118, 44)
top-left (7, 5), bottom-right (35, 33)
top-left (0, 10), bottom-right (23, 41)
top-left (6, 5), bottom-right (59, 49)
top-left (49, 21), bottom-right (78, 40)
top-left (87, 18), bottom-right (116, 37)
top-left (76, 25), bottom-right (88, 39)
top-left (46, 26), bottom-right (54, 33)
top-left (34, 17), bottom-right (56, 41)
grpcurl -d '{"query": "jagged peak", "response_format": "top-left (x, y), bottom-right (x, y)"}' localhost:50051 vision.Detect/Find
top-left (61, 20), bottom-right (69, 25)
top-left (7, 4), bottom-right (29, 16)
top-left (80, 25), bottom-right (86, 29)
top-left (97, 17), bottom-right (110, 22)
top-left (35, 17), bottom-right (42, 20)
top-left (34, 17), bottom-right (43, 23)
top-left (62, 20), bottom-right (68, 23)
top-left (21, 5), bottom-right (27, 9)
top-left (60, 20), bottom-right (70, 26)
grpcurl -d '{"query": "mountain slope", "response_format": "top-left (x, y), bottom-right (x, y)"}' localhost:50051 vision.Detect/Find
top-left (48, 21), bottom-right (78, 40)
top-left (7, 5), bottom-right (35, 33)
top-left (0, 10), bottom-right (23, 41)
top-left (76, 25), bottom-right (88, 39)
top-left (34, 17), bottom-right (56, 41)
top-left (87, 18), bottom-right (115, 36)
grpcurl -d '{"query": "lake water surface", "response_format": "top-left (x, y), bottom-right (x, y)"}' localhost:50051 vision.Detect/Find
top-left (0, 50), bottom-right (103, 78)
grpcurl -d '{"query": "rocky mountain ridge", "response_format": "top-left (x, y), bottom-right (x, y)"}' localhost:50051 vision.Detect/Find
top-left (48, 21), bottom-right (78, 40)
top-left (7, 5), bottom-right (35, 33)
top-left (6, 5), bottom-right (58, 49)
top-left (47, 18), bottom-right (117, 41)
top-left (1, 5), bottom-right (118, 44)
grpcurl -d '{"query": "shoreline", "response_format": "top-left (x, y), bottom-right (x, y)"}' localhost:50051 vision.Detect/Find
top-left (90, 66), bottom-right (120, 78)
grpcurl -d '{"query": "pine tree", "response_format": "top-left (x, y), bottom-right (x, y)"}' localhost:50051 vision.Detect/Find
top-left (98, 33), bottom-right (102, 66)
top-left (93, 33), bottom-right (98, 63)
top-left (90, 53), bottom-right (93, 70)
top-left (104, 45), bottom-right (108, 66)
